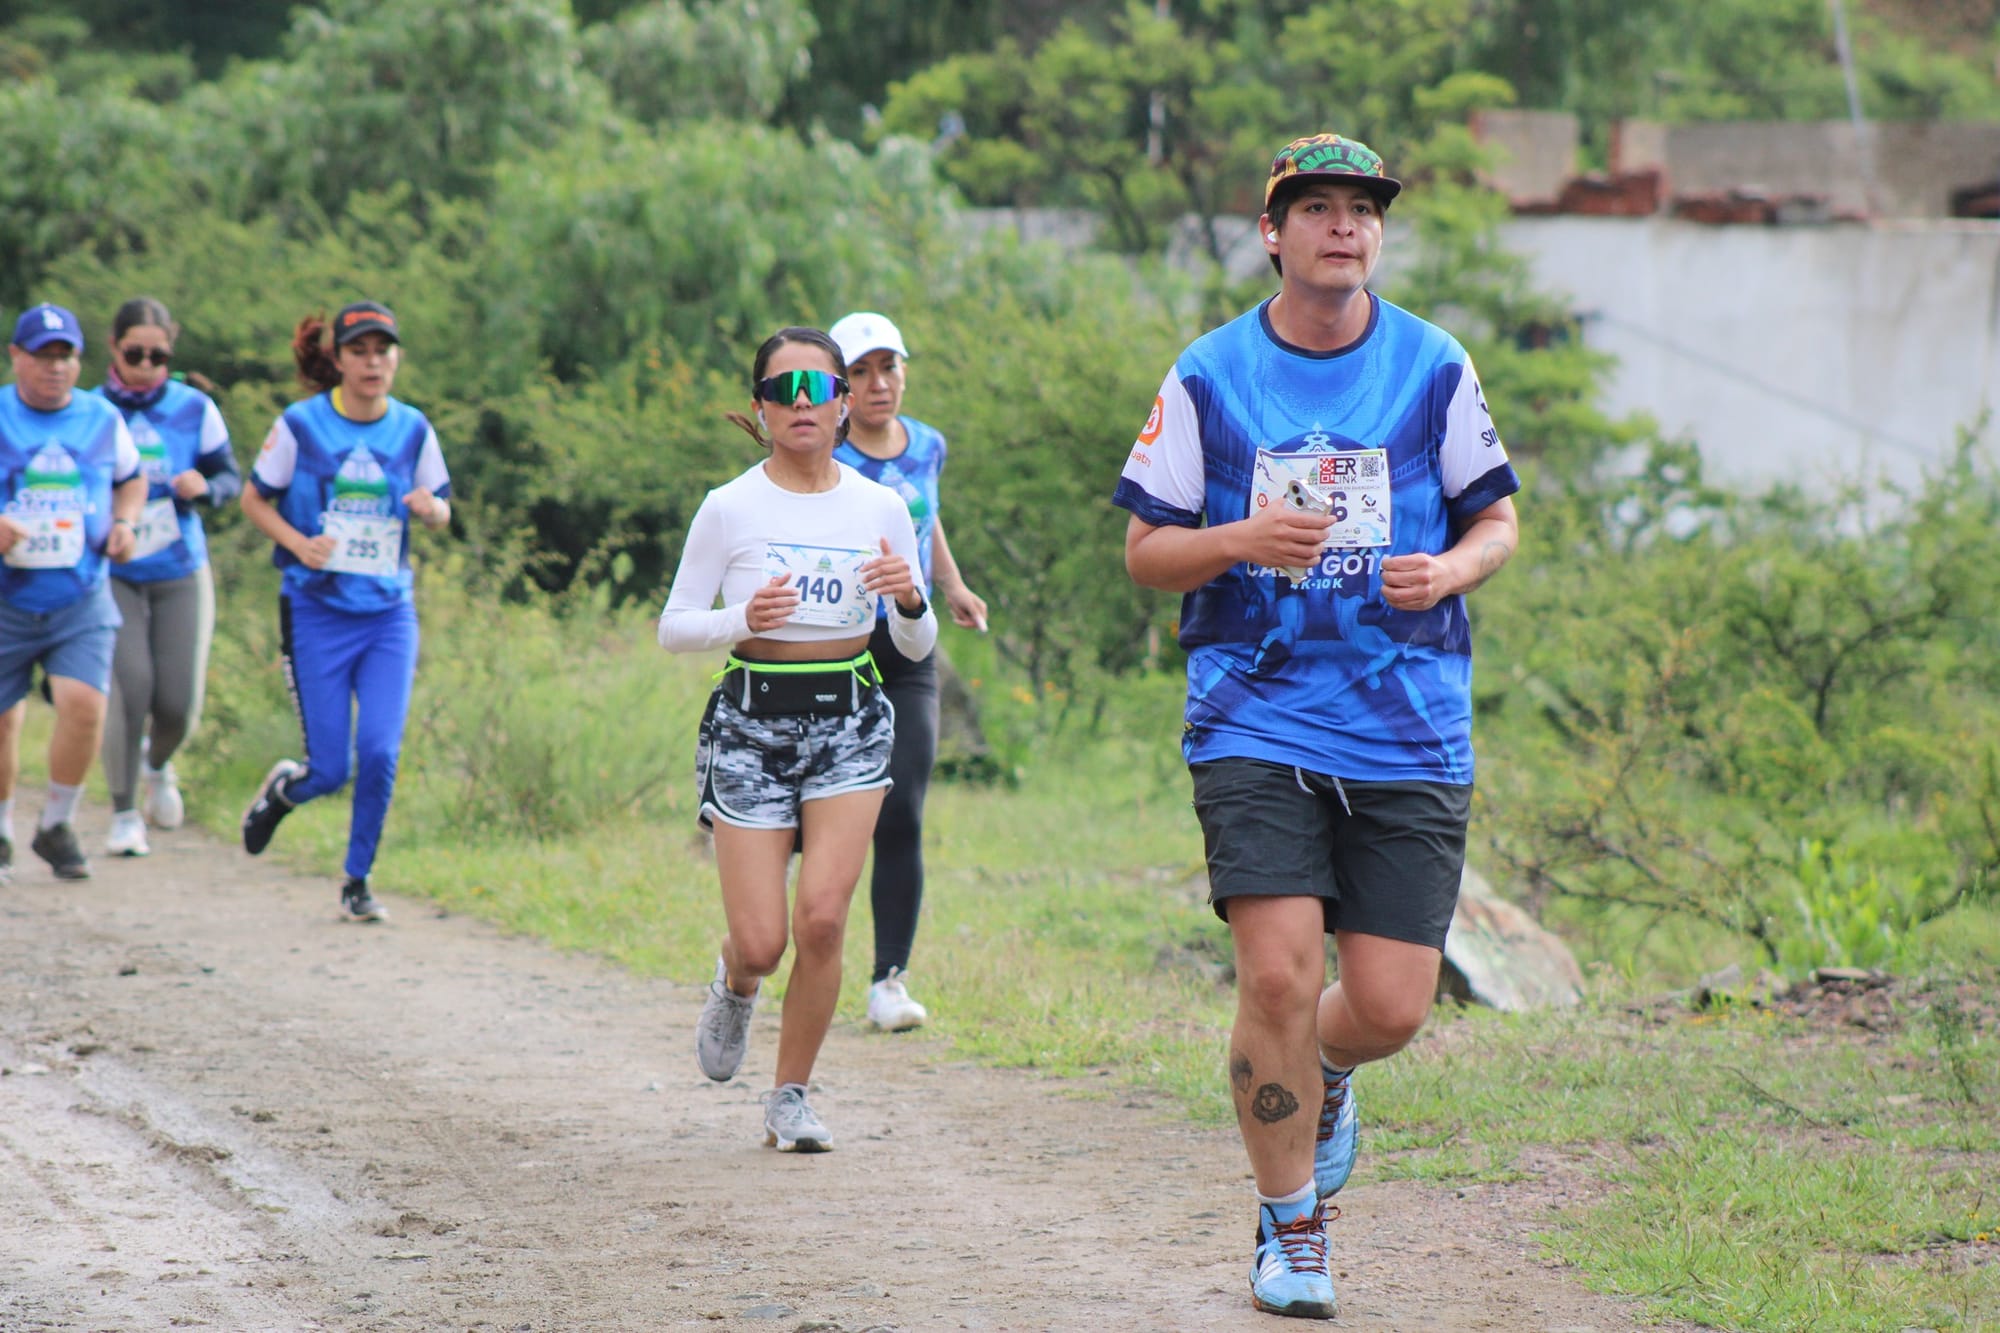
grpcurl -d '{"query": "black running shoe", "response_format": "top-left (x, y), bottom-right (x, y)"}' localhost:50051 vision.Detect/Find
top-left (242, 759), bottom-right (302, 855)
top-left (340, 876), bottom-right (387, 923)
top-left (0, 834), bottom-right (13, 885)
top-left (31, 823), bottom-right (90, 880)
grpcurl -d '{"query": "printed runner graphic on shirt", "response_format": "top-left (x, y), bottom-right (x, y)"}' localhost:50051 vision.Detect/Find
top-left (4, 444), bottom-right (87, 569)
top-left (321, 448), bottom-right (402, 579)
top-left (764, 542), bottom-right (874, 629)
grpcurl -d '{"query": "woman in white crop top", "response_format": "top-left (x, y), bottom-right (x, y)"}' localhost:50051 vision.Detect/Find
top-left (658, 325), bottom-right (935, 1154)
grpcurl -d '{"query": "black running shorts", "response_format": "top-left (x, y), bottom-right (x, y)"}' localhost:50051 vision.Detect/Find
top-left (1190, 758), bottom-right (1471, 949)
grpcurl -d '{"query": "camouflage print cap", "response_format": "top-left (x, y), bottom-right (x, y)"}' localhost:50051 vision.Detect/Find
top-left (1264, 133), bottom-right (1403, 212)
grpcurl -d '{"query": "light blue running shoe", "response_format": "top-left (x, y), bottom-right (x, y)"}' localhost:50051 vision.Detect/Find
top-left (1249, 1195), bottom-right (1336, 1319)
top-left (1314, 1062), bottom-right (1357, 1201)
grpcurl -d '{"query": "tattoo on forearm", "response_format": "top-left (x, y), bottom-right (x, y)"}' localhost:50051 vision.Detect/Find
top-left (1464, 537), bottom-right (1513, 593)
top-left (1251, 1083), bottom-right (1300, 1124)
top-left (1230, 1052), bottom-right (1253, 1094)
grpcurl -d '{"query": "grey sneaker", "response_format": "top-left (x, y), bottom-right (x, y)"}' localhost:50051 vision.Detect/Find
top-left (761, 1084), bottom-right (832, 1153)
top-left (695, 957), bottom-right (756, 1081)
top-left (31, 823), bottom-right (90, 880)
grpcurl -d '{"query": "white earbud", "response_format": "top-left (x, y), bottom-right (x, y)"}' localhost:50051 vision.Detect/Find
top-left (756, 409), bottom-right (768, 432)
top-left (1267, 231), bottom-right (1279, 243)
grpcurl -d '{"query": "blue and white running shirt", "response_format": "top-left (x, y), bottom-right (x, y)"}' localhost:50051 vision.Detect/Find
top-left (834, 415), bottom-right (947, 609)
top-left (1112, 295), bottom-right (1520, 783)
top-left (98, 379), bottom-right (235, 584)
top-left (0, 386), bottom-right (140, 614)
top-left (251, 393), bottom-right (450, 615)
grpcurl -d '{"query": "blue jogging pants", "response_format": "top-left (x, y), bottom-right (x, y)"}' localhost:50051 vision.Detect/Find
top-left (279, 592), bottom-right (419, 881)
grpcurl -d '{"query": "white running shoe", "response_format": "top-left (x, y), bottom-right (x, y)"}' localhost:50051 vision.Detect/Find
top-left (143, 762), bottom-right (185, 830)
top-left (105, 810), bottom-right (151, 858)
top-left (695, 957), bottom-right (757, 1081)
top-left (866, 967), bottom-right (929, 1032)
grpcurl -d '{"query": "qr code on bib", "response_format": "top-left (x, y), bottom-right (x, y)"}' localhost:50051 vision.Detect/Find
top-left (1316, 453), bottom-right (1385, 485)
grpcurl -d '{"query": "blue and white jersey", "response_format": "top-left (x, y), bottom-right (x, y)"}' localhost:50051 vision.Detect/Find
top-left (1112, 295), bottom-right (1520, 783)
top-left (97, 379), bottom-right (237, 584)
top-left (834, 415), bottom-right (947, 612)
top-left (250, 393), bottom-right (450, 616)
top-left (0, 387), bottom-right (140, 614)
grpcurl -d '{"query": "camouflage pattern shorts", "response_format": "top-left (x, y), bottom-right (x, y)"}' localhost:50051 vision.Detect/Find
top-left (695, 687), bottom-right (895, 830)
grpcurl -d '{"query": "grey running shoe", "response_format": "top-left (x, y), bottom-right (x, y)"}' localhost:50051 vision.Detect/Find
top-left (242, 759), bottom-right (302, 856)
top-left (31, 823), bottom-right (90, 880)
top-left (695, 957), bottom-right (756, 1081)
top-left (761, 1084), bottom-right (832, 1153)
top-left (340, 876), bottom-right (387, 923)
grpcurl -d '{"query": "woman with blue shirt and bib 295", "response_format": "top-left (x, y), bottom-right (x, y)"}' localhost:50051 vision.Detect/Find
top-left (238, 302), bottom-right (451, 923)
top-left (97, 297), bottom-right (241, 858)
top-left (827, 312), bottom-right (988, 1033)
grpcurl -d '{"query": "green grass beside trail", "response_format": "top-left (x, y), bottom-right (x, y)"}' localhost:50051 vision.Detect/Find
top-left (19, 562), bottom-right (1994, 1333)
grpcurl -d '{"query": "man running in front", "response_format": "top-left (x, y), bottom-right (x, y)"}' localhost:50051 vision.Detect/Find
top-left (1113, 133), bottom-right (1522, 1319)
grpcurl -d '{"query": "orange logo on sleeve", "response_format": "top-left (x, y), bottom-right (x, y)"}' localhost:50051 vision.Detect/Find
top-left (1138, 395), bottom-right (1165, 445)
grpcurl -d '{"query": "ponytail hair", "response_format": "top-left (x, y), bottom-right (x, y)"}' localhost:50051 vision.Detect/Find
top-left (291, 313), bottom-right (341, 394)
top-left (725, 325), bottom-right (850, 450)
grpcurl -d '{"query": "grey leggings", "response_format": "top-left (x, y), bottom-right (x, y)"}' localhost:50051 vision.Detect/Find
top-left (103, 567), bottom-right (215, 811)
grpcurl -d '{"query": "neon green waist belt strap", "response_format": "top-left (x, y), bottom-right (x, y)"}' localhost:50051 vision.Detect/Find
top-left (716, 651), bottom-right (880, 717)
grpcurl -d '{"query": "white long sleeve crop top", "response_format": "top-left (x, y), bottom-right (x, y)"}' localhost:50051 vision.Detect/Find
top-left (657, 460), bottom-right (938, 661)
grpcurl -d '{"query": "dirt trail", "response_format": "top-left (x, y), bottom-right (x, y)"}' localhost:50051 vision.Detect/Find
top-left (2, 820), bottom-right (1688, 1332)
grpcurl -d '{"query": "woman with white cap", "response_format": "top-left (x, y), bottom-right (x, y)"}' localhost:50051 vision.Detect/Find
top-left (828, 311), bottom-right (988, 1032)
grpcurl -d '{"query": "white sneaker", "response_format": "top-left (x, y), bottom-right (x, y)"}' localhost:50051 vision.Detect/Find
top-left (866, 967), bottom-right (928, 1031)
top-left (105, 810), bottom-right (151, 858)
top-left (143, 762), bottom-right (185, 830)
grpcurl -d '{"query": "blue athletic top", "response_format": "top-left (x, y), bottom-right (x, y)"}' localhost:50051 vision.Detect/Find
top-left (97, 378), bottom-right (240, 584)
top-left (0, 386), bottom-right (141, 614)
top-left (249, 392), bottom-right (451, 616)
top-left (1112, 295), bottom-right (1521, 784)
top-left (834, 415), bottom-right (946, 607)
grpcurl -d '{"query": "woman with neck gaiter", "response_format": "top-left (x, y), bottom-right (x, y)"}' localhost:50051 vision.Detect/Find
top-left (95, 297), bottom-right (240, 857)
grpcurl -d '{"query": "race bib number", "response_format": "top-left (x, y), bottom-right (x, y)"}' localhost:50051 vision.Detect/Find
top-left (764, 543), bottom-right (874, 629)
top-left (3, 509), bottom-right (86, 570)
top-left (1252, 448), bottom-right (1392, 550)
top-left (129, 498), bottom-right (182, 562)
top-left (321, 512), bottom-right (403, 579)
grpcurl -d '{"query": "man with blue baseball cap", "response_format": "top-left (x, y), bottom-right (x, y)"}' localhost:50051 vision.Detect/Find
top-left (0, 303), bottom-right (147, 882)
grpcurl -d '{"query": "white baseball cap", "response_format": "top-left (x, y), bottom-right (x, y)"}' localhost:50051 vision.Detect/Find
top-left (828, 311), bottom-right (909, 369)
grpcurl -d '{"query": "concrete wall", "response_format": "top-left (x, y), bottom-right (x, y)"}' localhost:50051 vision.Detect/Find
top-left (1499, 216), bottom-right (2000, 490)
top-left (1627, 121), bottom-right (2000, 220)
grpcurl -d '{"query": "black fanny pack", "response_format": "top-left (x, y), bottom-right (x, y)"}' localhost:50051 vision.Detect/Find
top-left (719, 652), bottom-right (882, 718)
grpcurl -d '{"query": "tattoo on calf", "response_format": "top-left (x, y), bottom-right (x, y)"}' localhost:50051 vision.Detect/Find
top-left (1230, 1052), bottom-right (1253, 1094)
top-left (1251, 1082), bottom-right (1301, 1124)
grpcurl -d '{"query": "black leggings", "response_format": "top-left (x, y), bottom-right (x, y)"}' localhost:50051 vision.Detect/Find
top-left (868, 617), bottom-right (939, 982)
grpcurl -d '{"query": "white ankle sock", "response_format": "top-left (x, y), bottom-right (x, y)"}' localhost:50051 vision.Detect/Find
top-left (40, 782), bottom-right (81, 830)
top-left (1256, 1178), bottom-right (1316, 1209)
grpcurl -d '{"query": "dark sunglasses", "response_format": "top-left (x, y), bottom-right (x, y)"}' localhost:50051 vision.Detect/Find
top-left (754, 369), bottom-right (848, 406)
top-left (119, 346), bottom-right (172, 368)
